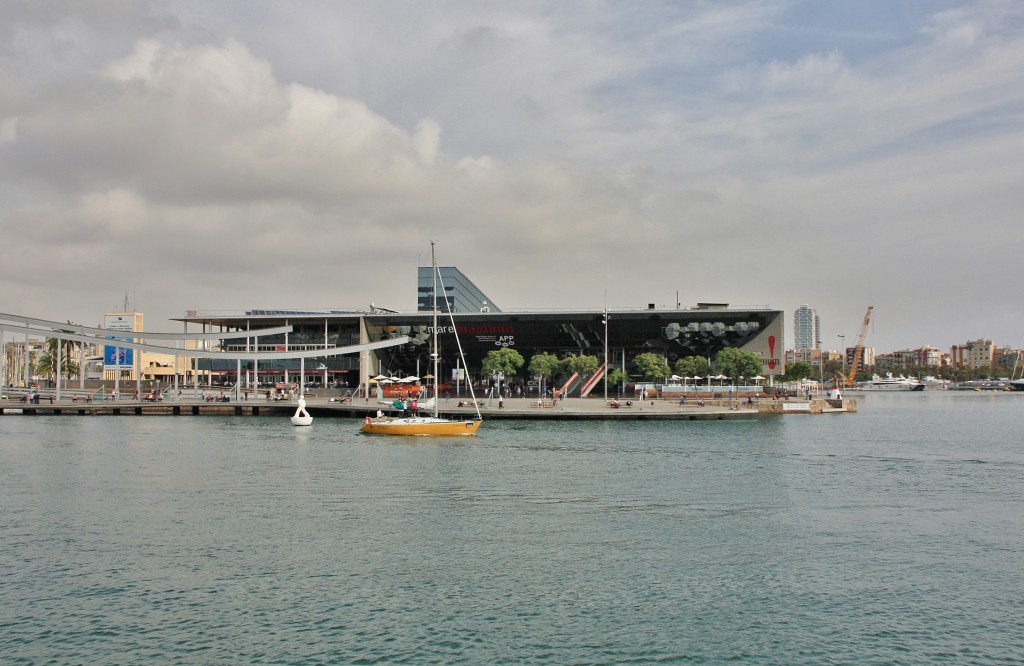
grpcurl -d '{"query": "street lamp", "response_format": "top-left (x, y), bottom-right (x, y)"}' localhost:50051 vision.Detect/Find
top-left (838, 335), bottom-right (846, 373)
top-left (603, 308), bottom-right (609, 403)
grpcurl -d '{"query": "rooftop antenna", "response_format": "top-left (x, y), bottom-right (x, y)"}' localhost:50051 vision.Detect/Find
top-left (123, 291), bottom-right (130, 312)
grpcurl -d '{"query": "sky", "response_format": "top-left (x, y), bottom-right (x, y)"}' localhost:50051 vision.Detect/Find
top-left (2, 0), bottom-right (1023, 353)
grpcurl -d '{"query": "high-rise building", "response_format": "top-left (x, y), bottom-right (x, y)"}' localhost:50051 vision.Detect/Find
top-left (793, 304), bottom-right (820, 350)
top-left (417, 266), bottom-right (499, 313)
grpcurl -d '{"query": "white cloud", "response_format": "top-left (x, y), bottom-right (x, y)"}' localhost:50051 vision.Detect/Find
top-left (1, 1), bottom-right (1023, 350)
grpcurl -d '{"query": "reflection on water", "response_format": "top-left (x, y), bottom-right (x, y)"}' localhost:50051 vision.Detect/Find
top-left (2, 392), bottom-right (1022, 664)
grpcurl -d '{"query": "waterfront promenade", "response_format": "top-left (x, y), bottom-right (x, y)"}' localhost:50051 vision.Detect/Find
top-left (0, 393), bottom-right (855, 420)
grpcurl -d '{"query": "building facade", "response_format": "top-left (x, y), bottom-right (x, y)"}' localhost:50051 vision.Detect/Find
top-left (183, 303), bottom-right (786, 392)
top-left (793, 304), bottom-right (820, 350)
top-left (417, 266), bottom-right (500, 313)
top-left (950, 339), bottom-right (995, 370)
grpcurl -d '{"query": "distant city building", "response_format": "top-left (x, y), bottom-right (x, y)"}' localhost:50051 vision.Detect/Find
top-left (992, 346), bottom-right (1020, 375)
top-left (417, 266), bottom-right (499, 313)
top-left (841, 346), bottom-right (876, 372)
top-left (787, 348), bottom-right (821, 367)
top-left (876, 345), bottom-right (947, 370)
top-left (950, 339), bottom-right (995, 370)
top-left (3, 337), bottom-right (44, 387)
top-left (787, 347), bottom-right (842, 370)
top-left (793, 304), bottom-right (820, 350)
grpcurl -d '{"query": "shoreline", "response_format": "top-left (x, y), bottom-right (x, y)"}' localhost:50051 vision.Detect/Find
top-left (0, 394), bottom-right (855, 419)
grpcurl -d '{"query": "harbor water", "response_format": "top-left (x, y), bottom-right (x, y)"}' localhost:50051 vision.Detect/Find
top-left (2, 392), bottom-right (1022, 664)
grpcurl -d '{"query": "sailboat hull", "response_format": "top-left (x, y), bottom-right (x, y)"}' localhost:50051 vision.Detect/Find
top-left (359, 416), bottom-right (481, 436)
top-left (360, 241), bottom-right (483, 437)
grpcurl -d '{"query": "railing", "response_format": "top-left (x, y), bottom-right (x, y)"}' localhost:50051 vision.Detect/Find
top-left (579, 364), bottom-right (607, 398)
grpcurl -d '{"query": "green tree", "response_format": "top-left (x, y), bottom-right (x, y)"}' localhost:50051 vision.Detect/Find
top-left (822, 358), bottom-right (844, 382)
top-left (674, 355), bottom-right (710, 378)
top-left (561, 354), bottom-right (599, 378)
top-left (606, 367), bottom-right (628, 387)
top-left (632, 352), bottom-right (670, 382)
top-left (528, 352), bottom-right (562, 382)
top-left (482, 348), bottom-right (525, 379)
top-left (35, 335), bottom-right (81, 383)
top-left (784, 361), bottom-right (814, 382)
top-left (715, 348), bottom-right (763, 384)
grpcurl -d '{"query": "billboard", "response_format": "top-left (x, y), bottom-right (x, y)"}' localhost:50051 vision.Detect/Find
top-left (741, 314), bottom-right (785, 376)
top-left (104, 314), bottom-right (136, 370)
top-left (104, 339), bottom-right (133, 368)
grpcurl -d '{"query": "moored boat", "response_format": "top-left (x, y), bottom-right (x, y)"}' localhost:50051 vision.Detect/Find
top-left (360, 414), bottom-right (481, 436)
top-left (359, 241), bottom-right (483, 436)
top-left (857, 373), bottom-right (925, 391)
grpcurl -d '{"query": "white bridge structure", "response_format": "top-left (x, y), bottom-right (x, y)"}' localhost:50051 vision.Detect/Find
top-left (1, 312), bottom-right (409, 401)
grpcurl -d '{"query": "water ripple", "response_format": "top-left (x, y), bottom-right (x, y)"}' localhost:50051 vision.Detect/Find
top-left (2, 399), bottom-right (1022, 664)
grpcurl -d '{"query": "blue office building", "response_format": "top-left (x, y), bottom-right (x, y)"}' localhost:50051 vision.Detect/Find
top-left (417, 266), bottom-right (500, 313)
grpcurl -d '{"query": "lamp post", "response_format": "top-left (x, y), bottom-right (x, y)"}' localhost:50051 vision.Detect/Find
top-left (838, 335), bottom-right (846, 373)
top-left (603, 307), bottom-right (609, 403)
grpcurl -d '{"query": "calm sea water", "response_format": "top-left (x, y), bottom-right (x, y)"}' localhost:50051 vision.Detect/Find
top-left (2, 392), bottom-right (1022, 665)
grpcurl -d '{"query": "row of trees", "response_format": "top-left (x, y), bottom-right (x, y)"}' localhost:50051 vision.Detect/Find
top-left (477, 347), bottom-right (766, 389)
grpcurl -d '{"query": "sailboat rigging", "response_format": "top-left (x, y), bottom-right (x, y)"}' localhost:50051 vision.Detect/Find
top-left (359, 242), bottom-right (483, 435)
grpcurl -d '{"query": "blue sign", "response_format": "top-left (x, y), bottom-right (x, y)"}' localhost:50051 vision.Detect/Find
top-left (104, 337), bottom-right (134, 368)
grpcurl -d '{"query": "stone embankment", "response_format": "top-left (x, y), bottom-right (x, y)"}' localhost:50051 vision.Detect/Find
top-left (1, 394), bottom-right (856, 419)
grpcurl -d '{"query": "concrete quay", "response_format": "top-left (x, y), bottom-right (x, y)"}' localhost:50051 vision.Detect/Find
top-left (0, 394), bottom-right (856, 420)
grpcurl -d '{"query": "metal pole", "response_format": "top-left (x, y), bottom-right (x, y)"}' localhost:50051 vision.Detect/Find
top-left (603, 306), bottom-right (609, 403)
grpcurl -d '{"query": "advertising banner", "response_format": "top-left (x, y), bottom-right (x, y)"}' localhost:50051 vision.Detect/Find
top-left (104, 315), bottom-right (136, 370)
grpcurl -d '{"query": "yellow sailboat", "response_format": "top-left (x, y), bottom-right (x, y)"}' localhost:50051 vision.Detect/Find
top-left (359, 242), bottom-right (483, 436)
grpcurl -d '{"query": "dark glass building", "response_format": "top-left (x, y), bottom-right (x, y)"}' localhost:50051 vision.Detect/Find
top-left (183, 304), bottom-right (785, 392)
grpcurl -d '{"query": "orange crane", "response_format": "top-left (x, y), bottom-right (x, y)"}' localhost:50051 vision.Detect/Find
top-left (844, 306), bottom-right (874, 386)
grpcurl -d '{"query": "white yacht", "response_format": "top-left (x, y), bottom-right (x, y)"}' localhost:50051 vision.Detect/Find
top-left (858, 373), bottom-right (925, 391)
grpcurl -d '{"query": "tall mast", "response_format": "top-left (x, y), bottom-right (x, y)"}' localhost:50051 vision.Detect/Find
top-left (431, 241), bottom-right (439, 418)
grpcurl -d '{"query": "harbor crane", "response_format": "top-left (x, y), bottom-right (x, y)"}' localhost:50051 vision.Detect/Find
top-left (843, 306), bottom-right (874, 387)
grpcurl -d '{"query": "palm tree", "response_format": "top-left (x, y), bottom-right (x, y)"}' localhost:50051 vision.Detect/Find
top-left (36, 324), bottom-right (82, 383)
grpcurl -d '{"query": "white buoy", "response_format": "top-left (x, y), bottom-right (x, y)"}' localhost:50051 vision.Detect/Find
top-left (290, 397), bottom-right (313, 426)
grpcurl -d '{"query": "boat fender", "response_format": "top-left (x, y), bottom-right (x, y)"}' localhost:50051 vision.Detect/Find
top-left (364, 416), bottom-right (372, 426)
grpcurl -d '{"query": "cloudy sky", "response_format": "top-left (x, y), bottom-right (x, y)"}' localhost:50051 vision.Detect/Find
top-left (2, 0), bottom-right (1023, 352)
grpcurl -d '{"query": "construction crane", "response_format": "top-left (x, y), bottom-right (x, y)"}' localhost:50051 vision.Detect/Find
top-left (844, 306), bottom-right (874, 386)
